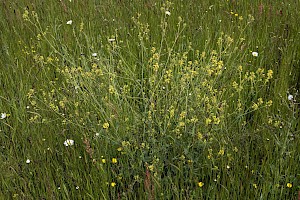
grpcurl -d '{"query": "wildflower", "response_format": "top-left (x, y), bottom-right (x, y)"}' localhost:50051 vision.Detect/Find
top-left (148, 164), bottom-right (154, 171)
top-left (267, 69), bottom-right (273, 79)
top-left (233, 147), bottom-right (238, 152)
top-left (66, 20), bottom-right (73, 25)
top-left (205, 118), bottom-right (212, 125)
top-left (101, 159), bottom-right (106, 163)
top-left (287, 183), bottom-right (292, 188)
top-left (288, 94), bottom-right (293, 101)
top-left (92, 53), bottom-right (97, 57)
top-left (252, 51), bottom-right (258, 57)
top-left (111, 182), bottom-right (116, 187)
top-left (218, 149), bottom-right (225, 156)
top-left (1, 113), bottom-right (7, 119)
top-left (252, 103), bottom-right (259, 110)
top-left (253, 183), bottom-right (257, 189)
top-left (76, 186), bottom-right (79, 190)
top-left (178, 122), bottom-right (185, 127)
top-left (117, 147), bottom-right (122, 152)
top-left (112, 158), bottom-right (117, 164)
top-left (26, 159), bottom-right (31, 164)
top-left (165, 11), bottom-right (171, 16)
top-left (103, 122), bottom-right (109, 129)
top-left (79, 22), bottom-right (84, 32)
top-left (198, 182), bottom-right (204, 187)
top-left (22, 10), bottom-right (29, 21)
top-left (108, 38), bottom-right (115, 42)
top-left (266, 100), bottom-right (273, 107)
top-left (64, 139), bottom-right (74, 147)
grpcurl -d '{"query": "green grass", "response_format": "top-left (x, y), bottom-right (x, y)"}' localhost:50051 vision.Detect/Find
top-left (1, 0), bottom-right (300, 199)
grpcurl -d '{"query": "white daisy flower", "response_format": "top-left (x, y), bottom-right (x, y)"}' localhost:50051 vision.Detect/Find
top-left (66, 20), bottom-right (73, 25)
top-left (288, 94), bottom-right (293, 101)
top-left (26, 159), bottom-right (31, 164)
top-left (252, 51), bottom-right (258, 57)
top-left (165, 11), bottom-right (171, 16)
top-left (1, 113), bottom-right (6, 119)
top-left (92, 53), bottom-right (97, 57)
top-left (108, 38), bottom-right (115, 42)
top-left (64, 139), bottom-right (74, 146)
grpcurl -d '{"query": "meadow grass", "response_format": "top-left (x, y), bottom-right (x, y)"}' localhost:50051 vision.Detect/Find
top-left (0, 0), bottom-right (300, 199)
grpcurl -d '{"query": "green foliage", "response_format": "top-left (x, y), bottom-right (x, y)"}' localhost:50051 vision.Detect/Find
top-left (0, 0), bottom-right (299, 199)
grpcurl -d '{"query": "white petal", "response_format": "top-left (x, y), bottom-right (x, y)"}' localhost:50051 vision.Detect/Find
top-left (64, 139), bottom-right (74, 146)
top-left (1, 113), bottom-right (6, 119)
top-left (252, 51), bottom-right (258, 57)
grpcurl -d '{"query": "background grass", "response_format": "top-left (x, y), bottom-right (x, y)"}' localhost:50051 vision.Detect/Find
top-left (0, 0), bottom-right (300, 199)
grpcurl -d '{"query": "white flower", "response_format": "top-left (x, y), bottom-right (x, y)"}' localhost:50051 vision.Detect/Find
top-left (252, 51), bottom-right (258, 57)
top-left (108, 38), bottom-right (115, 42)
top-left (1, 113), bottom-right (6, 119)
top-left (288, 94), bottom-right (293, 101)
top-left (165, 11), bottom-right (171, 16)
top-left (66, 20), bottom-right (73, 25)
top-left (64, 139), bottom-right (74, 146)
top-left (92, 53), bottom-right (97, 57)
top-left (26, 159), bottom-right (31, 164)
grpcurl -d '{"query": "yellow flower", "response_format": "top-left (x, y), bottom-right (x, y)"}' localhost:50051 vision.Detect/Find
top-left (197, 132), bottom-right (203, 140)
top-left (252, 103), bottom-right (259, 110)
top-left (111, 182), bottom-right (116, 187)
top-left (103, 122), bottom-right (109, 129)
top-left (198, 182), bottom-right (204, 187)
top-left (287, 183), bottom-right (292, 188)
top-left (112, 158), bottom-right (117, 164)
top-left (266, 100), bottom-right (273, 107)
top-left (253, 183), bottom-right (257, 189)
top-left (238, 65), bottom-right (243, 71)
top-left (101, 159), bottom-right (106, 164)
top-left (267, 69), bottom-right (273, 79)
top-left (218, 149), bottom-right (225, 156)
top-left (205, 118), bottom-right (212, 125)
top-left (178, 122), bottom-right (185, 127)
top-left (148, 165), bottom-right (154, 171)
top-left (117, 147), bottom-right (122, 152)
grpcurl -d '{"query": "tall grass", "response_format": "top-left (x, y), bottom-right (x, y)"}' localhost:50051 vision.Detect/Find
top-left (0, 0), bottom-right (299, 199)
